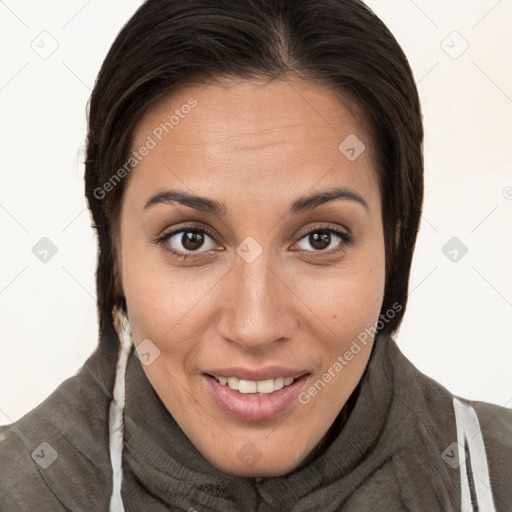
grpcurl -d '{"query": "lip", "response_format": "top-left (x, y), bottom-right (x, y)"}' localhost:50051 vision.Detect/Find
top-left (204, 366), bottom-right (308, 381)
top-left (203, 373), bottom-right (310, 422)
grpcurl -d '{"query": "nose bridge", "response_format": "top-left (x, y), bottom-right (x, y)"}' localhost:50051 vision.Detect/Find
top-left (217, 240), bottom-right (294, 349)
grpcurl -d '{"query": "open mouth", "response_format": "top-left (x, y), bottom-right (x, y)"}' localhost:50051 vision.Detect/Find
top-left (203, 373), bottom-right (310, 422)
top-left (207, 374), bottom-right (303, 395)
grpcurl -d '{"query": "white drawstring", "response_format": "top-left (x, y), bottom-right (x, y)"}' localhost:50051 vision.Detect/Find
top-left (453, 396), bottom-right (496, 512)
top-left (108, 311), bottom-right (133, 512)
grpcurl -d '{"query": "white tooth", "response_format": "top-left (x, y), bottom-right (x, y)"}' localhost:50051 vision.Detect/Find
top-left (221, 375), bottom-right (296, 393)
top-left (273, 377), bottom-right (284, 391)
top-left (256, 379), bottom-right (275, 394)
top-left (238, 380), bottom-right (257, 394)
top-left (227, 377), bottom-right (239, 390)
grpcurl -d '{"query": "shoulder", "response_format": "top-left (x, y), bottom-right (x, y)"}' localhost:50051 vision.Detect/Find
top-left (392, 339), bottom-right (512, 509)
top-left (0, 344), bottom-right (116, 511)
top-left (470, 397), bottom-right (512, 440)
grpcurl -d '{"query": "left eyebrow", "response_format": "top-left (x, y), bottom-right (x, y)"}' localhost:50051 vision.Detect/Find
top-left (142, 185), bottom-right (369, 216)
top-left (289, 186), bottom-right (369, 215)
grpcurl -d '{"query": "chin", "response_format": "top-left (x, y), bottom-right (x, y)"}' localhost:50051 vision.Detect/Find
top-left (217, 462), bottom-right (297, 479)
top-left (204, 444), bottom-right (307, 478)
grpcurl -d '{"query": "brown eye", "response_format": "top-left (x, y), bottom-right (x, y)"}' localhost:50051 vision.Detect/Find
top-left (307, 231), bottom-right (331, 250)
top-left (180, 230), bottom-right (206, 251)
top-left (296, 227), bottom-right (351, 253)
top-left (157, 228), bottom-right (218, 256)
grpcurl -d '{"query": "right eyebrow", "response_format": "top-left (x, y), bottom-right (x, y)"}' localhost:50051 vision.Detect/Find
top-left (143, 189), bottom-right (227, 216)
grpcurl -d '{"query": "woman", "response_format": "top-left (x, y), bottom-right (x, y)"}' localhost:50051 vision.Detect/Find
top-left (1, 0), bottom-right (510, 510)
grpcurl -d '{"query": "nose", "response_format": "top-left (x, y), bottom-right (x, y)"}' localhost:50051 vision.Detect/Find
top-left (215, 246), bottom-right (299, 351)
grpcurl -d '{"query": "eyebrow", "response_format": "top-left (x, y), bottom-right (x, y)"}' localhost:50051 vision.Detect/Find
top-left (143, 186), bottom-right (369, 216)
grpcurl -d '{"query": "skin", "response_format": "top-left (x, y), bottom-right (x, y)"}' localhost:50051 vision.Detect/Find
top-left (117, 77), bottom-right (386, 478)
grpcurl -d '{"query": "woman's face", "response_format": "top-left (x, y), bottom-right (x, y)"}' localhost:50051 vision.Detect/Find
top-left (118, 78), bottom-right (386, 477)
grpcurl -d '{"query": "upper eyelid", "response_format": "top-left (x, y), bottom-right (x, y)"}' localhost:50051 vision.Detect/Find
top-left (158, 224), bottom-right (350, 250)
top-left (159, 225), bottom-right (217, 242)
top-left (160, 223), bottom-right (348, 238)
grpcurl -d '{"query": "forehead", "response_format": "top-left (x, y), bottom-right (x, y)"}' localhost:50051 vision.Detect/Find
top-left (126, 78), bottom-right (379, 210)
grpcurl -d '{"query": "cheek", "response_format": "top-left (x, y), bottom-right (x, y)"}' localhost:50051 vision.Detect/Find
top-left (293, 263), bottom-right (385, 439)
top-left (120, 236), bottom-right (217, 365)
top-left (122, 262), bottom-right (199, 344)
top-left (119, 230), bottom-right (178, 342)
top-left (297, 246), bottom-right (385, 336)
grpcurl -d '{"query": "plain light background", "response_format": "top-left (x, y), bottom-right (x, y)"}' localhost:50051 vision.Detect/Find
top-left (0, 0), bottom-right (511, 424)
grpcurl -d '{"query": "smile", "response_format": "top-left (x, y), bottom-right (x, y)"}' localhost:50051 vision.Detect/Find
top-left (203, 373), bottom-right (310, 422)
top-left (210, 375), bottom-right (298, 394)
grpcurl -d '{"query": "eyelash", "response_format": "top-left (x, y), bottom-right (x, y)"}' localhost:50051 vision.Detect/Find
top-left (153, 223), bottom-right (353, 260)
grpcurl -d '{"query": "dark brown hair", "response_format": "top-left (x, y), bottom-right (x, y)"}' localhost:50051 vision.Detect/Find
top-left (85, 0), bottom-right (424, 348)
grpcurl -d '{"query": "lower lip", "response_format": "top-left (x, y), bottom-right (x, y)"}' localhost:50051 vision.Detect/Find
top-left (203, 374), bottom-right (309, 422)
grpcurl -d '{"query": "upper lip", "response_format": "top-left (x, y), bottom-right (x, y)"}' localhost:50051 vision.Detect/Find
top-left (205, 366), bottom-right (310, 381)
